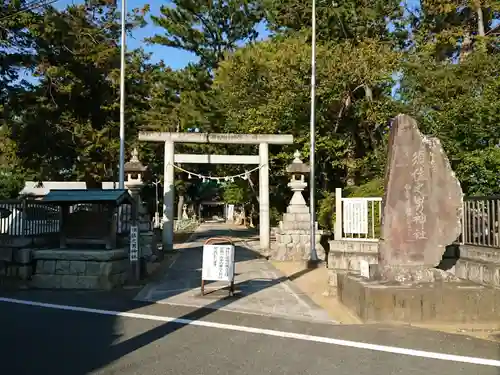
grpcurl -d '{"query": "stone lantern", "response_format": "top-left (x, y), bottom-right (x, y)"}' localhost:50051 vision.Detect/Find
top-left (124, 148), bottom-right (154, 261)
top-left (124, 148), bottom-right (147, 193)
top-left (270, 150), bottom-right (324, 262)
top-left (286, 150), bottom-right (310, 211)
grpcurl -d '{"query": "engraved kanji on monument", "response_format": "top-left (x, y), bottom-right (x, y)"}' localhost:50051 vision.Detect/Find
top-left (378, 114), bottom-right (463, 283)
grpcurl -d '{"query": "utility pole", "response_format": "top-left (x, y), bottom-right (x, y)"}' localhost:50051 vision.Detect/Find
top-left (118, 0), bottom-right (126, 189)
top-left (309, 0), bottom-right (318, 266)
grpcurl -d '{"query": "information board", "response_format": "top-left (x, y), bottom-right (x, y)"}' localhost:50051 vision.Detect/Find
top-left (129, 225), bottom-right (139, 261)
top-left (343, 199), bottom-right (369, 234)
top-left (202, 244), bottom-right (235, 282)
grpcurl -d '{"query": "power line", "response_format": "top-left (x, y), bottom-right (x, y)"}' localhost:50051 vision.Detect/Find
top-left (0, 0), bottom-right (59, 22)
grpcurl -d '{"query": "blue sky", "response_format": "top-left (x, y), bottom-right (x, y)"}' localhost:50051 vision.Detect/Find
top-left (57, 0), bottom-right (269, 70)
top-left (57, 0), bottom-right (196, 69)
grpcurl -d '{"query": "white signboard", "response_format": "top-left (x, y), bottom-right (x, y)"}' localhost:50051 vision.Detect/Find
top-left (202, 244), bottom-right (235, 282)
top-left (129, 225), bottom-right (139, 261)
top-left (359, 260), bottom-right (370, 279)
top-left (343, 199), bottom-right (368, 234)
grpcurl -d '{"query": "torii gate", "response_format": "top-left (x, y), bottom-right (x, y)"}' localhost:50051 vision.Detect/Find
top-left (138, 132), bottom-right (294, 251)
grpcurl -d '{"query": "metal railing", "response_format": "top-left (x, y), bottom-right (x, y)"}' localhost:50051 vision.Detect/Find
top-left (461, 196), bottom-right (500, 248)
top-left (340, 196), bottom-right (382, 241)
top-left (0, 200), bottom-right (60, 236)
top-left (335, 190), bottom-right (500, 249)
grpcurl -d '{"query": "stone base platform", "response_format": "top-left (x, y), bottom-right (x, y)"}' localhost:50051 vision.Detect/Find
top-left (31, 248), bottom-right (129, 290)
top-left (270, 231), bottom-right (325, 262)
top-left (337, 272), bottom-right (500, 323)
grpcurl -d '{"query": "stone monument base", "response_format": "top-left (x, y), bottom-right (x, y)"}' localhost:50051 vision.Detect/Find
top-left (376, 264), bottom-right (461, 284)
top-left (270, 230), bottom-right (325, 262)
top-left (336, 272), bottom-right (500, 323)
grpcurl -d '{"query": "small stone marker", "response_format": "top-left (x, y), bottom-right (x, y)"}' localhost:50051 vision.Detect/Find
top-left (359, 260), bottom-right (370, 279)
top-left (129, 225), bottom-right (139, 261)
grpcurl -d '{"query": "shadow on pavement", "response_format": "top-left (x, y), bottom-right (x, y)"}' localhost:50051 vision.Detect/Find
top-left (0, 223), bottom-right (320, 375)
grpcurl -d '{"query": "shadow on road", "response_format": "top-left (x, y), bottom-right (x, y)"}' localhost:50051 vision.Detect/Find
top-left (0, 224), bottom-right (320, 375)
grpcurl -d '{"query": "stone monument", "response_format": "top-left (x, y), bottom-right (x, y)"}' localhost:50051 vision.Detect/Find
top-left (270, 151), bottom-right (324, 261)
top-left (334, 115), bottom-right (500, 324)
top-left (377, 114), bottom-right (463, 283)
top-left (182, 204), bottom-right (189, 220)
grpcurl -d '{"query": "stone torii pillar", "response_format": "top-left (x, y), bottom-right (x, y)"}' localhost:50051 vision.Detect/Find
top-left (259, 142), bottom-right (270, 250)
top-left (163, 140), bottom-right (175, 251)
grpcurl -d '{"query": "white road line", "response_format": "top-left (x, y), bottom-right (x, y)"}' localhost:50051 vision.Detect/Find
top-left (1, 297), bottom-right (499, 367)
top-left (141, 297), bottom-right (334, 324)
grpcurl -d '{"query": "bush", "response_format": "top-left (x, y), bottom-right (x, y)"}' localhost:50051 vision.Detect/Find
top-left (345, 178), bottom-right (384, 197)
top-left (317, 179), bottom-right (384, 232)
top-left (318, 191), bottom-right (336, 231)
top-left (0, 168), bottom-right (25, 199)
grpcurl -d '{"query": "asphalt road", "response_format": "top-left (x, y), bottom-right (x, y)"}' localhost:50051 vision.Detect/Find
top-left (0, 290), bottom-right (499, 375)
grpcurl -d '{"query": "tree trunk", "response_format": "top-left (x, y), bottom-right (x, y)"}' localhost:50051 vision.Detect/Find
top-left (177, 195), bottom-right (184, 220)
top-left (472, 1), bottom-right (486, 53)
top-left (476, 3), bottom-right (485, 37)
top-left (249, 203), bottom-right (255, 228)
top-left (83, 170), bottom-right (102, 189)
top-left (248, 175), bottom-right (260, 203)
top-left (242, 206), bottom-right (247, 226)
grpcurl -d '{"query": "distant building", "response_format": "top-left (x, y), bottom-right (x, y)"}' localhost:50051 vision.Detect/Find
top-left (19, 181), bottom-right (119, 198)
top-left (101, 182), bottom-right (120, 190)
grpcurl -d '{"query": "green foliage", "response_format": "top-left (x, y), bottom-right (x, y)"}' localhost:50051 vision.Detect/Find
top-left (222, 182), bottom-right (250, 205)
top-left (318, 191), bottom-right (336, 231)
top-left (0, 0), bottom-right (498, 219)
top-left (453, 147), bottom-right (500, 196)
top-left (410, 0), bottom-right (500, 59)
top-left (317, 178), bottom-right (385, 231)
top-left (400, 51), bottom-right (500, 195)
top-left (0, 167), bottom-right (25, 199)
top-left (3, 1), bottom-right (156, 185)
top-left (345, 178), bottom-right (384, 198)
top-left (150, 0), bottom-right (264, 70)
top-left (214, 35), bottom-right (401, 204)
top-left (221, 175), bottom-right (259, 206)
top-left (146, 0), bottom-right (266, 199)
top-left (263, 0), bottom-right (405, 44)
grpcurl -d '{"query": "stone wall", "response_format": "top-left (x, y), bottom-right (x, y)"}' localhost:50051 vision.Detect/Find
top-left (455, 245), bottom-right (500, 288)
top-left (326, 240), bottom-right (494, 291)
top-left (327, 239), bottom-right (379, 292)
top-left (0, 248), bottom-right (34, 280)
top-left (0, 236), bottom-right (58, 281)
top-left (32, 249), bottom-right (129, 290)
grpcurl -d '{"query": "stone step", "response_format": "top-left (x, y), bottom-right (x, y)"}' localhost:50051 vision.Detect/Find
top-left (455, 258), bottom-right (500, 288)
